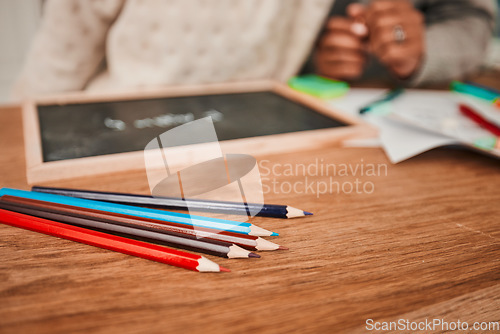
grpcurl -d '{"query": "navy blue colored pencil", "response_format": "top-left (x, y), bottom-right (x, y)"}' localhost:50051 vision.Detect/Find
top-left (31, 186), bottom-right (312, 219)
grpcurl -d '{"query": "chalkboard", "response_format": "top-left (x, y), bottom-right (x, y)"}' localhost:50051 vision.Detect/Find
top-left (37, 91), bottom-right (347, 162)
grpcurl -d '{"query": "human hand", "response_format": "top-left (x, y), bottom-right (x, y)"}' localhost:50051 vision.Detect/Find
top-left (314, 5), bottom-right (369, 81)
top-left (364, 0), bottom-right (425, 79)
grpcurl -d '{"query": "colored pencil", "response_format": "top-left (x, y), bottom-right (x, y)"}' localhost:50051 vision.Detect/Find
top-left (0, 208), bottom-right (228, 273)
top-left (0, 200), bottom-right (258, 259)
top-left (465, 81), bottom-right (500, 96)
top-left (31, 186), bottom-right (312, 219)
top-left (359, 88), bottom-right (404, 114)
top-left (1, 195), bottom-right (286, 252)
top-left (0, 188), bottom-right (277, 236)
top-left (451, 81), bottom-right (499, 102)
top-left (459, 104), bottom-right (500, 136)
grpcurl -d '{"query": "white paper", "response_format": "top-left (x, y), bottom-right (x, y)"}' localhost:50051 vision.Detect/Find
top-left (330, 89), bottom-right (499, 163)
top-left (389, 90), bottom-right (494, 144)
top-left (365, 115), bottom-right (458, 164)
top-left (343, 137), bottom-right (382, 148)
top-left (329, 88), bottom-right (388, 117)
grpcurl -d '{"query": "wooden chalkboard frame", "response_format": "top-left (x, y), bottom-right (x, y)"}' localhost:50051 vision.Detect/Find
top-left (22, 80), bottom-right (375, 184)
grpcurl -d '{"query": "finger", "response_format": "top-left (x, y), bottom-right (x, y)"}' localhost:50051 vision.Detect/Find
top-left (319, 31), bottom-right (365, 51)
top-left (370, 10), bottom-right (423, 32)
top-left (347, 3), bottom-right (366, 19)
top-left (366, 8), bottom-right (401, 31)
top-left (319, 49), bottom-right (366, 64)
top-left (365, 0), bottom-right (412, 27)
top-left (326, 16), bottom-right (367, 37)
top-left (315, 52), bottom-right (365, 80)
top-left (369, 13), bottom-right (404, 31)
top-left (317, 62), bottom-right (365, 80)
top-left (347, 4), bottom-right (368, 37)
top-left (351, 22), bottom-right (368, 37)
top-left (391, 59), bottom-right (420, 78)
top-left (378, 43), bottom-right (418, 66)
top-left (384, 50), bottom-right (421, 78)
top-left (379, 44), bottom-right (406, 65)
top-left (368, 0), bottom-right (412, 14)
top-left (326, 17), bottom-right (355, 33)
top-left (370, 15), bottom-right (424, 58)
top-left (370, 25), bottom-right (419, 56)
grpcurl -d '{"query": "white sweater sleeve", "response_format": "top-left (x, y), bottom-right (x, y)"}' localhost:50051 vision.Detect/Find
top-left (12, 0), bottom-right (124, 99)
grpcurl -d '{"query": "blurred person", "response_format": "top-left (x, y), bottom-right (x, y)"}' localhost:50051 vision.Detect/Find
top-left (313, 0), bottom-right (497, 86)
top-left (12, 0), bottom-right (497, 99)
top-left (12, 0), bottom-right (334, 99)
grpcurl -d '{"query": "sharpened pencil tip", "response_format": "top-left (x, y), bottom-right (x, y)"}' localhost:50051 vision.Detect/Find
top-left (271, 232), bottom-right (279, 236)
top-left (286, 206), bottom-right (311, 218)
top-left (249, 252), bottom-right (261, 258)
top-left (219, 266), bottom-right (231, 272)
top-left (278, 245), bottom-right (289, 250)
top-left (249, 224), bottom-right (276, 237)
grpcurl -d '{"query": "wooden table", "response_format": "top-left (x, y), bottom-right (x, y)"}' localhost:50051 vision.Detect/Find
top-left (1, 83), bottom-right (500, 333)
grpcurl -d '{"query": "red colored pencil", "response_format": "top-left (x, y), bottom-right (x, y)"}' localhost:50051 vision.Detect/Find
top-left (459, 104), bottom-right (500, 136)
top-left (0, 208), bottom-right (229, 273)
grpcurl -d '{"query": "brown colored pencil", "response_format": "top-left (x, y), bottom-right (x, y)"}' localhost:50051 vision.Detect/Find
top-left (1, 195), bottom-right (286, 252)
top-left (0, 199), bottom-right (259, 259)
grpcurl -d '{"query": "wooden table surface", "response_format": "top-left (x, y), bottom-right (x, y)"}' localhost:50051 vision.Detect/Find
top-left (1, 82), bottom-right (500, 333)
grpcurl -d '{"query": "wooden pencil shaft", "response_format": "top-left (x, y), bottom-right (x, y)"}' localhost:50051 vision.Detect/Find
top-left (0, 201), bottom-right (236, 258)
top-left (2, 195), bottom-right (260, 250)
top-left (0, 208), bottom-right (208, 272)
top-left (32, 186), bottom-right (290, 217)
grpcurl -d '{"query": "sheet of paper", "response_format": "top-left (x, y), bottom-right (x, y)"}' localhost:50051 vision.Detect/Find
top-left (365, 115), bottom-right (458, 164)
top-left (343, 137), bottom-right (382, 148)
top-left (389, 90), bottom-right (495, 146)
top-left (329, 88), bottom-right (388, 117)
top-left (331, 89), bottom-right (499, 163)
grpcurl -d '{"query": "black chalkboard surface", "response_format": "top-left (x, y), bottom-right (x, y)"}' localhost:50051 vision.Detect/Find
top-left (38, 91), bottom-right (347, 162)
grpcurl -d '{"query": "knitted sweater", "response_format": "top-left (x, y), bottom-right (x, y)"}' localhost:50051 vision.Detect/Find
top-left (13, 0), bottom-right (333, 97)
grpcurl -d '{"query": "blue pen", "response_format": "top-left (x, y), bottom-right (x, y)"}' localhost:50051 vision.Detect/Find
top-left (0, 188), bottom-right (277, 236)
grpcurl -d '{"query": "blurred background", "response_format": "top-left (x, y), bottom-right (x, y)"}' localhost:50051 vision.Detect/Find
top-left (0, 0), bottom-right (499, 103)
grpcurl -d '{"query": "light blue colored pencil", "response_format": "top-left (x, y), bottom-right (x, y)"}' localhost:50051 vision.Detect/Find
top-left (0, 188), bottom-right (278, 237)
